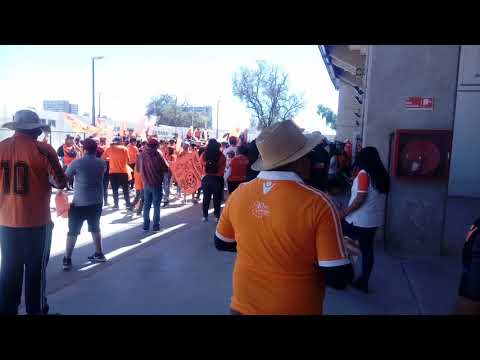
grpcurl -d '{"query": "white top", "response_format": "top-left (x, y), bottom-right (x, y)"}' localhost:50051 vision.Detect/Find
top-left (345, 170), bottom-right (386, 228)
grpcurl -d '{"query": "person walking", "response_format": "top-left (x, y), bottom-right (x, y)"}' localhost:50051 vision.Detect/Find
top-left (57, 135), bottom-right (77, 191)
top-left (214, 120), bottom-right (357, 315)
top-left (62, 139), bottom-right (107, 270)
top-left (0, 110), bottom-right (67, 315)
top-left (136, 138), bottom-right (169, 232)
top-left (227, 145), bottom-right (249, 194)
top-left (162, 145), bottom-right (176, 207)
top-left (131, 165), bottom-right (145, 216)
top-left (200, 139), bottom-right (226, 222)
top-left (102, 136), bottom-right (132, 210)
top-left (308, 141), bottom-right (331, 192)
top-left (98, 137), bottom-right (110, 206)
top-left (127, 138), bottom-right (139, 189)
top-left (339, 146), bottom-right (390, 294)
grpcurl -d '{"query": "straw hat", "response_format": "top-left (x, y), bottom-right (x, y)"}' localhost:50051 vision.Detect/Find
top-left (251, 120), bottom-right (323, 171)
top-left (2, 110), bottom-right (50, 132)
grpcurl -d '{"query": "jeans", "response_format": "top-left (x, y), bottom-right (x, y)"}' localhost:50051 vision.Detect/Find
top-left (202, 175), bottom-right (224, 218)
top-left (0, 222), bottom-right (54, 315)
top-left (163, 171), bottom-right (172, 200)
top-left (109, 173), bottom-right (131, 208)
top-left (143, 185), bottom-right (163, 230)
top-left (342, 220), bottom-right (377, 286)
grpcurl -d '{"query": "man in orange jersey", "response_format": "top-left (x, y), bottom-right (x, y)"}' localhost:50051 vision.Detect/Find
top-left (102, 136), bottom-right (132, 210)
top-left (0, 110), bottom-right (67, 315)
top-left (215, 120), bottom-right (359, 315)
top-left (127, 138), bottom-right (139, 189)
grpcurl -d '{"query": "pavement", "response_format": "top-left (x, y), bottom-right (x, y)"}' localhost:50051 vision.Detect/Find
top-left (2, 187), bottom-right (462, 315)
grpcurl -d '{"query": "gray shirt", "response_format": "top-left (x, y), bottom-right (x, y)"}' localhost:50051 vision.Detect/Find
top-left (65, 154), bottom-right (107, 206)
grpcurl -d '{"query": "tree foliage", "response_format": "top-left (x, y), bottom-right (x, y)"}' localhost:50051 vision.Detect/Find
top-left (232, 60), bottom-right (304, 130)
top-left (317, 104), bottom-right (337, 130)
top-left (145, 94), bottom-right (211, 128)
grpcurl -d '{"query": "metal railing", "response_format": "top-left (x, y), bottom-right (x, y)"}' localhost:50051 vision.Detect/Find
top-left (0, 129), bottom-right (87, 152)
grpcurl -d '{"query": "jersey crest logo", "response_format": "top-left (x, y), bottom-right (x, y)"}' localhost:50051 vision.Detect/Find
top-left (263, 181), bottom-right (274, 194)
top-left (251, 201), bottom-right (270, 218)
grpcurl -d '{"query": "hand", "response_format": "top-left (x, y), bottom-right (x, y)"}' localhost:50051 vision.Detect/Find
top-left (343, 236), bottom-right (361, 257)
top-left (339, 207), bottom-right (348, 219)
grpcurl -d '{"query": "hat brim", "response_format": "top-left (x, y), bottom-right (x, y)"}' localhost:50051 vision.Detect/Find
top-left (2, 122), bottom-right (50, 132)
top-left (251, 132), bottom-right (323, 172)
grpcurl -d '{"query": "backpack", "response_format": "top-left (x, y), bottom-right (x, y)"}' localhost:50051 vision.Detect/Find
top-left (205, 158), bottom-right (219, 174)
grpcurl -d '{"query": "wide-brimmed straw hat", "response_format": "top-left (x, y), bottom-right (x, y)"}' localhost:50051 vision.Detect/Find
top-left (251, 120), bottom-right (323, 172)
top-left (2, 110), bottom-right (50, 132)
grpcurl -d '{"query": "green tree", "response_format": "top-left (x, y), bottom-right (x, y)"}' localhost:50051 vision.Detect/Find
top-left (146, 95), bottom-right (209, 128)
top-left (317, 104), bottom-right (337, 130)
top-left (232, 60), bottom-right (304, 130)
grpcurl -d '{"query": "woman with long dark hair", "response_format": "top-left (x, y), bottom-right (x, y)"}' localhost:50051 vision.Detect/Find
top-left (340, 146), bottom-right (390, 293)
top-left (200, 139), bottom-right (226, 222)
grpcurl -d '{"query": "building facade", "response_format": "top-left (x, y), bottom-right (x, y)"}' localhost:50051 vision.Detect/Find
top-left (320, 45), bottom-right (480, 256)
top-left (43, 100), bottom-right (78, 114)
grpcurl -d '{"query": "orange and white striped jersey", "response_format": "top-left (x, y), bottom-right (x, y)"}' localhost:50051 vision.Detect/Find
top-left (216, 171), bottom-right (349, 315)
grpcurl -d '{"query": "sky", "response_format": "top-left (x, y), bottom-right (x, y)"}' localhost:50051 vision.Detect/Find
top-left (0, 45), bottom-right (338, 135)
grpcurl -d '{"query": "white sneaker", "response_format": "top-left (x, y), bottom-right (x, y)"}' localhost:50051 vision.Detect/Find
top-left (202, 217), bottom-right (208, 222)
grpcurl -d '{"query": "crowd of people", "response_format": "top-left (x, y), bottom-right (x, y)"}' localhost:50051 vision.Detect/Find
top-left (0, 109), bottom-right (479, 315)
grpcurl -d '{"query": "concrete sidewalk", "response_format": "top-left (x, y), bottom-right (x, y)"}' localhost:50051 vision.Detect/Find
top-left (43, 198), bottom-right (461, 315)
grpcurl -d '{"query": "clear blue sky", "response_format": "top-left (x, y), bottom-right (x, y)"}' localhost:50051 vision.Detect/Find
top-left (0, 45), bottom-right (338, 134)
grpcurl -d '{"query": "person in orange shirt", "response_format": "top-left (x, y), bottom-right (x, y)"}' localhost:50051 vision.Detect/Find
top-left (57, 135), bottom-right (77, 190)
top-left (127, 138), bottom-right (139, 189)
top-left (0, 110), bottom-right (67, 315)
top-left (215, 120), bottom-right (358, 315)
top-left (162, 145), bottom-right (176, 207)
top-left (101, 136), bottom-right (132, 210)
top-left (131, 165), bottom-right (144, 216)
top-left (226, 145), bottom-right (249, 194)
top-left (98, 137), bottom-right (110, 206)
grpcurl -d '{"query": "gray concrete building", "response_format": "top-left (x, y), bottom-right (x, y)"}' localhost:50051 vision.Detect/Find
top-left (320, 45), bottom-right (480, 256)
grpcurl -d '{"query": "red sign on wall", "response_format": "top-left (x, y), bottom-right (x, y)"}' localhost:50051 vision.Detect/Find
top-left (405, 96), bottom-right (434, 110)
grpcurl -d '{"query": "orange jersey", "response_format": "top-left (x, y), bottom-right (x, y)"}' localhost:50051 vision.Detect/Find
top-left (216, 171), bottom-right (348, 315)
top-left (134, 168), bottom-right (144, 190)
top-left (62, 145), bottom-right (76, 165)
top-left (0, 133), bottom-right (66, 228)
top-left (127, 144), bottom-right (139, 164)
top-left (228, 154), bottom-right (249, 182)
top-left (102, 145), bottom-right (130, 174)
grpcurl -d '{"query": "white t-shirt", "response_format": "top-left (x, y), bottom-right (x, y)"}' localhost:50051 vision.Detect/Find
top-left (345, 170), bottom-right (386, 228)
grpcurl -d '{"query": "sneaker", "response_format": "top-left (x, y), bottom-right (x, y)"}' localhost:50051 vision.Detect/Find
top-left (162, 201), bottom-right (169, 208)
top-left (152, 227), bottom-right (160, 232)
top-left (62, 257), bottom-right (72, 271)
top-left (87, 253), bottom-right (107, 262)
top-left (202, 217), bottom-right (208, 222)
top-left (112, 204), bottom-right (119, 210)
top-left (126, 206), bottom-right (134, 212)
top-left (136, 210), bottom-right (142, 216)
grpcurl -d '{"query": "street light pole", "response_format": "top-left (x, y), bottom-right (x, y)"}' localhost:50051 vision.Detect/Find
top-left (216, 99), bottom-right (220, 139)
top-left (98, 92), bottom-right (102, 118)
top-left (91, 56), bottom-right (104, 126)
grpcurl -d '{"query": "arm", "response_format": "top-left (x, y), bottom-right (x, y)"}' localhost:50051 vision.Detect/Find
top-left (64, 160), bottom-right (77, 180)
top-left (315, 201), bottom-right (354, 289)
top-left (39, 144), bottom-right (67, 189)
top-left (214, 195), bottom-right (236, 252)
top-left (341, 171), bottom-right (369, 218)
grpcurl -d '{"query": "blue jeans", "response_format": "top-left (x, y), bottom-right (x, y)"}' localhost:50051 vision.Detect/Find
top-left (143, 185), bottom-right (163, 230)
top-left (163, 171), bottom-right (172, 200)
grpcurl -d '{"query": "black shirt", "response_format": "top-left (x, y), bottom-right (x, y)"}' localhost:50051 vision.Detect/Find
top-left (459, 218), bottom-right (480, 301)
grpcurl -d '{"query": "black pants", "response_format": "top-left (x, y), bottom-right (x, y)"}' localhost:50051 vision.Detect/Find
top-left (109, 173), bottom-right (131, 208)
top-left (202, 175), bottom-right (224, 218)
top-left (227, 180), bottom-right (244, 194)
top-left (103, 162), bottom-right (110, 205)
top-left (342, 220), bottom-right (377, 286)
top-left (0, 222), bottom-right (53, 315)
top-left (63, 165), bottom-right (74, 189)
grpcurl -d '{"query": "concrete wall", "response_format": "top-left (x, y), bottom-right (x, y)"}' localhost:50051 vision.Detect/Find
top-left (363, 45), bottom-right (461, 255)
top-left (336, 83), bottom-right (360, 142)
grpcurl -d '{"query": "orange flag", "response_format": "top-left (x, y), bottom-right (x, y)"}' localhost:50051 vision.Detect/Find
top-left (170, 152), bottom-right (203, 195)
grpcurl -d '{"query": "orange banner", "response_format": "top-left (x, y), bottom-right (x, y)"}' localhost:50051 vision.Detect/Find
top-left (170, 152), bottom-right (203, 195)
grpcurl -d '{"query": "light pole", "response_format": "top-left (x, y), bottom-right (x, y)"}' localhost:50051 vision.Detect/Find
top-left (98, 92), bottom-right (102, 118)
top-left (216, 99), bottom-right (220, 139)
top-left (91, 56), bottom-right (104, 126)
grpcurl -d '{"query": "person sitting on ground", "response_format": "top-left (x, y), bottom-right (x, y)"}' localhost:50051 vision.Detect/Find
top-left (227, 145), bottom-right (249, 194)
top-left (136, 138), bottom-right (169, 232)
top-left (339, 146), bottom-right (390, 294)
top-left (0, 110), bottom-right (67, 315)
top-left (200, 139), bottom-right (226, 222)
top-left (454, 217), bottom-right (480, 314)
top-left (214, 120), bottom-right (358, 315)
top-left (62, 138), bottom-right (108, 270)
